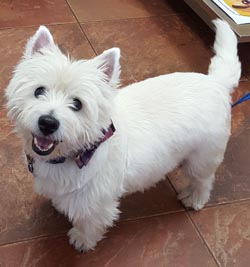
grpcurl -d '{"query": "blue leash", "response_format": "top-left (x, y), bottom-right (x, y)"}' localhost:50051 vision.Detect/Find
top-left (232, 92), bottom-right (250, 107)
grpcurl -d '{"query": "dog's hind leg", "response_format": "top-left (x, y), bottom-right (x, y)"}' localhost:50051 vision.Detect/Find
top-left (178, 144), bottom-right (225, 210)
top-left (178, 173), bottom-right (215, 211)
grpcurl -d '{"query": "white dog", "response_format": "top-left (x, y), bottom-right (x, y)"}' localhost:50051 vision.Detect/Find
top-left (6, 19), bottom-right (240, 252)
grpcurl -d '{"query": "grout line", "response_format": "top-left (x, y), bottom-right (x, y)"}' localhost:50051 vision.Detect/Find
top-left (119, 208), bottom-right (185, 224)
top-left (197, 197), bottom-right (250, 211)
top-left (185, 212), bottom-right (221, 267)
top-left (65, 0), bottom-right (97, 55)
top-left (0, 22), bottom-right (77, 31)
top-left (166, 175), bottom-right (178, 195)
top-left (0, 11), bottom-right (186, 32)
top-left (166, 175), bottom-right (192, 213)
top-left (77, 12), bottom-right (185, 25)
top-left (78, 24), bottom-right (97, 55)
top-left (0, 232), bottom-right (67, 248)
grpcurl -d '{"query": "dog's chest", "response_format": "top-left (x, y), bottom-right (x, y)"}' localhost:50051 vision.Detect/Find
top-left (32, 159), bottom-right (92, 197)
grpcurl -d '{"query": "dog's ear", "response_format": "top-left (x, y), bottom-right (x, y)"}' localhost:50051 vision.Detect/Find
top-left (95, 48), bottom-right (121, 86)
top-left (24, 26), bottom-right (55, 58)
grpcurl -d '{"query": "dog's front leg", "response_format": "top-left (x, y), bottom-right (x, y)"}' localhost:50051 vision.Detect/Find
top-left (68, 199), bottom-right (120, 252)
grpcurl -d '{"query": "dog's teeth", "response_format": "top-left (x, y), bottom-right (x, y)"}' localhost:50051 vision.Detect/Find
top-left (33, 136), bottom-right (54, 152)
top-left (48, 143), bottom-right (53, 149)
top-left (34, 137), bottom-right (38, 146)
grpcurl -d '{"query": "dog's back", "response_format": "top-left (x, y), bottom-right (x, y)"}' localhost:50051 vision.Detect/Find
top-left (117, 20), bottom-right (241, 210)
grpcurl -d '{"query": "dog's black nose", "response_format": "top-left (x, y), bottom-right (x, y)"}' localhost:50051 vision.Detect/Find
top-left (38, 115), bottom-right (59, 136)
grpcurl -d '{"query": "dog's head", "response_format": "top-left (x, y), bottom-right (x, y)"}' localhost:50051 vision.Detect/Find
top-left (6, 26), bottom-right (120, 160)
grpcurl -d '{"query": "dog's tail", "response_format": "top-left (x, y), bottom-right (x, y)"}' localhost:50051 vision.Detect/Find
top-left (208, 19), bottom-right (241, 93)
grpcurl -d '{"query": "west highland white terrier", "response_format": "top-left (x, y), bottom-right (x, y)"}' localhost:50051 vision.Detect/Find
top-left (6, 19), bottom-right (241, 252)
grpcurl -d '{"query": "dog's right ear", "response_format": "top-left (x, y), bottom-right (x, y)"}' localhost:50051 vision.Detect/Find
top-left (24, 26), bottom-right (55, 58)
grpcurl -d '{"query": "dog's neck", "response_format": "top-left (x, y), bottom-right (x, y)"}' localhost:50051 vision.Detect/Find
top-left (26, 122), bottom-right (116, 173)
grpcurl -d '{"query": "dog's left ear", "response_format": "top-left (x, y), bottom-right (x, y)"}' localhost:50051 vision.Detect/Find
top-left (24, 26), bottom-right (55, 58)
top-left (95, 48), bottom-right (121, 86)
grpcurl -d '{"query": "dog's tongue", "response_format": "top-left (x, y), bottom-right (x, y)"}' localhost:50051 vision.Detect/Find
top-left (34, 136), bottom-right (53, 149)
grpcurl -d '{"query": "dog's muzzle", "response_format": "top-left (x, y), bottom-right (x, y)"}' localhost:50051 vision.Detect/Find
top-left (32, 115), bottom-right (60, 156)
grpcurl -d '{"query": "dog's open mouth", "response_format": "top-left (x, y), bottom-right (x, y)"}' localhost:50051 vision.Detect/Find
top-left (32, 135), bottom-right (58, 156)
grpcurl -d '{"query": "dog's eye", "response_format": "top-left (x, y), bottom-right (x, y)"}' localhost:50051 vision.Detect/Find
top-left (71, 98), bottom-right (82, 111)
top-left (34, 87), bottom-right (46, 98)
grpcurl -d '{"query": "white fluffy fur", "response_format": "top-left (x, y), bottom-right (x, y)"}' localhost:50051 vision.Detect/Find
top-left (6, 19), bottom-right (241, 252)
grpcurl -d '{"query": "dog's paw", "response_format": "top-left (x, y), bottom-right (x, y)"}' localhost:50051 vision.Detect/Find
top-left (68, 227), bottom-right (95, 253)
top-left (178, 186), bottom-right (208, 211)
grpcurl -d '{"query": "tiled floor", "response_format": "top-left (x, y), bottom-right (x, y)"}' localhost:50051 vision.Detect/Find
top-left (1, 1), bottom-right (250, 266)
